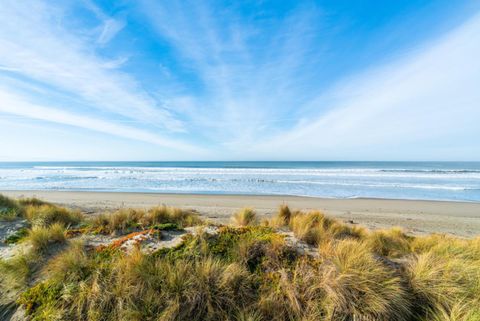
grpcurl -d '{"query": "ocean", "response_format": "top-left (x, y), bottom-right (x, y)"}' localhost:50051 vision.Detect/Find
top-left (0, 161), bottom-right (479, 202)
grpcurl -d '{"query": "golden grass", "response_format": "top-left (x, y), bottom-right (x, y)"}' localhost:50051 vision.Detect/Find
top-left (425, 302), bottom-right (480, 321)
top-left (17, 197), bottom-right (51, 207)
top-left (0, 194), bottom-right (23, 220)
top-left (277, 204), bottom-right (292, 225)
top-left (289, 210), bottom-right (366, 246)
top-left (231, 207), bottom-right (258, 226)
top-left (90, 208), bottom-right (144, 234)
top-left (90, 206), bottom-right (201, 234)
top-left (35, 249), bottom-right (256, 320)
top-left (0, 251), bottom-right (35, 294)
top-left (45, 240), bottom-right (93, 283)
top-left (320, 239), bottom-right (411, 320)
top-left (24, 204), bottom-right (83, 227)
top-left (2, 198), bottom-right (480, 321)
top-left (27, 223), bottom-right (66, 253)
top-left (366, 227), bottom-right (412, 258)
top-left (0, 194), bottom-right (81, 225)
top-left (146, 206), bottom-right (201, 227)
top-left (405, 250), bottom-right (480, 315)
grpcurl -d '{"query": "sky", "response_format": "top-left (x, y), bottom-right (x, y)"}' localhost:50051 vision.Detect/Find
top-left (0, 0), bottom-right (479, 161)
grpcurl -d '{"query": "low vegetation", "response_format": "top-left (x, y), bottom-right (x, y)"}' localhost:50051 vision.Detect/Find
top-left (231, 207), bottom-right (257, 226)
top-left (89, 205), bottom-right (201, 234)
top-left (1, 194), bottom-right (479, 321)
top-left (0, 194), bottom-right (24, 220)
top-left (27, 223), bottom-right (67, 253)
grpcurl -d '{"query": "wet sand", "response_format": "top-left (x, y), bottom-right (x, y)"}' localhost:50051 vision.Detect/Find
top-left (2, 190), bottom-right (480, 237)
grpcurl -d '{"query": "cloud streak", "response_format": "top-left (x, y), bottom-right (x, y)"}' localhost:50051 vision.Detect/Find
top-left (0, 89), bottom-right (202, 154)
top-left (252, 13), bottom-right (480, 160)
top-left (140, 0), bottom-right (322, 147)
top-left (0, 0), bottom-right (478, 160)
top-left (0, 0), bottom-right (183, 132)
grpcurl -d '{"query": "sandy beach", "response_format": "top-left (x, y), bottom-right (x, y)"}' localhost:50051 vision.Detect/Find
top-left (2, 190), bottom-right (480, 237)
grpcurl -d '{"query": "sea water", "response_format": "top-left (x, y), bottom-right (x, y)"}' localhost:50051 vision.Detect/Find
top-left (0, 161), bottom-right (479, 202)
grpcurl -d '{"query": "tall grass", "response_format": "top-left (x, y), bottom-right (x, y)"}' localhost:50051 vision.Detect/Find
top-left (0, 251), bottom-right (35, 293)
top-left (0, 194), bottom-right (23, 220)
top-left (46, 240), bottom-right (93, 283)
top-left (289, 210), bottom-right (365, 245)
top-left (320, 239), bottom-right (411, 320)
top-left (27, 223), bottom-right (66, 253)
top-left (405, 250), bottom-right (480, 317)
top-left (17, 197), bottom-right (51, 207)
top-left (23, 248), bottom-right (256, 320)
top-left (231, 208), bottom-right (257, 226)
top-left (24, 204), bottom-right (83, 227)
top-left (4, 201), bottom-right (480, 321)
top-left (90, 206), bottom-right (201, 234)
top-left (366, 227), bottom-right (412, 258)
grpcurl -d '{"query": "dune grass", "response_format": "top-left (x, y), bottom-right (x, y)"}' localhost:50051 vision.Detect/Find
top-left (231, 207), bottom-right (258, 226)
top-left (2, 196), bottom-right (480, 321)
top-left (24, 204), bottom-right (83, 228)
top-left (0, 251), bottom-right (36, 293)
top-left (89, 205), bottom-right (201, 234)
top-left (289, 210), bottom-right (366, 246)
top-left (27, 223), bottom-right (67, 253)
top-left (0, 194), bottom-right (83, 229)
top-left (319, 239), bottom-right (411, 320)
top-left (0, 194), bottom-right (24, 220)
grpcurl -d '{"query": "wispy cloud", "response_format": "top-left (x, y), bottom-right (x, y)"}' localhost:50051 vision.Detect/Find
top-left (141, 0), bottom-right (479, 159)
top-left (252, 13), bottom-right (480, 160)
top-left (0, 0), bottom-right (478, 160)
top-left (140, 0), bottom-right (321, 147)
top-left (0, 88), bottom-right (203, 154)
top-left (97, 18), bottom-right (126, 45)
top-left (82, 0), bottom-right (127, 45)
top-left (0, 0), bottom-right (183, 132)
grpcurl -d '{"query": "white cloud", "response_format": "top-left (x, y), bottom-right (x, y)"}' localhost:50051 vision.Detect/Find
top-left (97, 18), bottom-right (126, 45)
top-left (140, 0), bottom-right (320, 145)
top-left (250, 13), bottom-right (480, 160)
top-left (0, 0), bottom-right (183, 132)
top-left (0, 89), bottom-right (203, 154)
top-left (1, 0), bottom-right (478, 160)
top-left (82, 0), bottom-right (126, 44)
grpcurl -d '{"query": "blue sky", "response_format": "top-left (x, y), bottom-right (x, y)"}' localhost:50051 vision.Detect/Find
top-left (0, 0), bottom-right (479, 161)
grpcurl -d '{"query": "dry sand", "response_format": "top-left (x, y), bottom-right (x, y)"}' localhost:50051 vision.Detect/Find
top-left (2, 190), bottom-right (480, 237)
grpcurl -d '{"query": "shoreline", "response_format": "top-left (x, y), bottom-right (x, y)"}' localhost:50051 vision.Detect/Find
top-left (2, 190), bottom-right (480, 237)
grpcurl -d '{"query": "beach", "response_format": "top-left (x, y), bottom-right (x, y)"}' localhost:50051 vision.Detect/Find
top-left (2, 190), bottom-right (480, 237)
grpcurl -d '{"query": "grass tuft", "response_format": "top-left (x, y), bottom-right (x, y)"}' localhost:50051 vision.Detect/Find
top-left (17, 197), bottom-right (51, 207)
top-left (366, 227), bottom-right (411, 258)
top-left (3, 197), bottom-right (480, 321)
top-left (27, 223), bottom-right (66, 253)
top-left (90, 206), bottom-right (201, 234)
top-left (320, 239), bottom-right (411, 320)
top-left (25, 204), bottom-right (83, 227)
top-left (277, 204), bottom-right (292, 226)
top-left (0, 194), bottom-right (23, 220)
top-left (232, 208), bottom-right (258, 226)
top-left (405, 250), bottom-right (480, 316)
